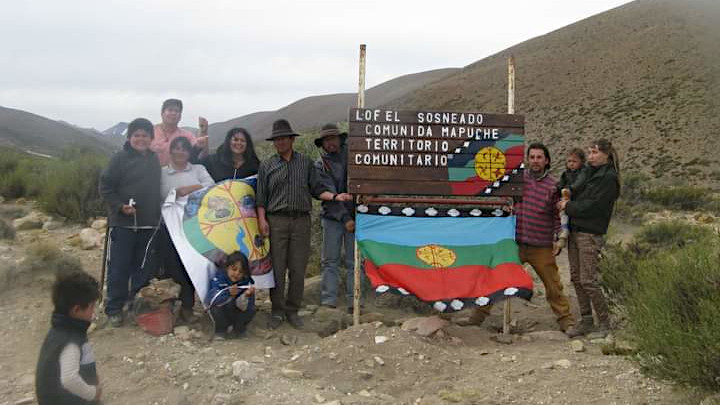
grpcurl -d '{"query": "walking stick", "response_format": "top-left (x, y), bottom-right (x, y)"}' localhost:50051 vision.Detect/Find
top-left (99, 224), bottom-right (109, 300)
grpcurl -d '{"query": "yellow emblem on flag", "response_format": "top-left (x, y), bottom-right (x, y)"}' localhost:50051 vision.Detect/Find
top-left (416, 244), bottom-right (457, 268)
top-left (474, 146), bottom-right (506, 181)
top-left (196, 181), bottom-right (269, 261)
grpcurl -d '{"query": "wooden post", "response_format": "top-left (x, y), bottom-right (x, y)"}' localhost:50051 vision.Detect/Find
top-left (503, 55), bottom-right (515, 336)
top-left (353, 44), bottom-right (366, 327)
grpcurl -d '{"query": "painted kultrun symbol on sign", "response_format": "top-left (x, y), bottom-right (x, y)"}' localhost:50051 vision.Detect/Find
top-left (474, 146), bottom-right (507, 182)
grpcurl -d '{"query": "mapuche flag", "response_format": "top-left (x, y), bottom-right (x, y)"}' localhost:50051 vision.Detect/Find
top-left (356, 207), bottom-right (533, 312)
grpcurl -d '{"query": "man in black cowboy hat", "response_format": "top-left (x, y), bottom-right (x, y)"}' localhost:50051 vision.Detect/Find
top-left (313, 124), bottom-right (358, 312)
top-left (257, 119), bottom-right (352, 329)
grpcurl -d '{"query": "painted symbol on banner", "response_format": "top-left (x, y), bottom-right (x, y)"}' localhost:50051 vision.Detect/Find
top-left (416, 244), bottom-right (457, 268)
top-left (474, 146), bottom-right (506, 181)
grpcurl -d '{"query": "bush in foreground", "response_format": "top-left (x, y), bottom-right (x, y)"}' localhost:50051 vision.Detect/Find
top-left (601, 221), bottom-right (720, 390)
top-left (39, 156), bottom-right (107, 222)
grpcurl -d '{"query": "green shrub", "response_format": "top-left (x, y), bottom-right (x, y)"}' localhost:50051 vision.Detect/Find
top-left (600, 221), bottom-right (720, 390)
top-left (620, 172), bottom-right (652, 204)
top-left (643, 186), bottom-right (713, 211)
top-left (39, 155), bottom-right (107, 222)
top-left (23, 241), bottom-right (84, 276)
top-left (0, 157), bottom-right (45, 199)
top-left (632, 220), bottom-right (714, 254)
top-left (0, 219), bottom-right (15, 240)
top-left (0, 148), bottom-right (109, 222)
top-left (626, 235), bottom-right (720, 390)
top-left (601, 221), bottom-right (714, 307)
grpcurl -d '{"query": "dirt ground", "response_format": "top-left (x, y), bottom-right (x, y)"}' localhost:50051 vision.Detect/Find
top-left (0, 204), bottom-right (701, 405)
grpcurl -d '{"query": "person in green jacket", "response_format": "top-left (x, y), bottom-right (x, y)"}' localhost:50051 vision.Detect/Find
top-left (558, 138), bottom-right (620, 337)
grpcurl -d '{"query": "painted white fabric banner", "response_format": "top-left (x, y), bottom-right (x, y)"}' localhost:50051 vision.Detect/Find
top-left (161, 177), bottom-right (274, 308)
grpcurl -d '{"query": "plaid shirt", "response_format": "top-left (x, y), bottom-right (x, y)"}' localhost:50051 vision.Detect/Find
top-left (256, 151), bottom-right (332, 214)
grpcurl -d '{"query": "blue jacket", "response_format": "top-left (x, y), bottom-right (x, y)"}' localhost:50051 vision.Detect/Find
top-left (207, 272), bottom-right (255, 308)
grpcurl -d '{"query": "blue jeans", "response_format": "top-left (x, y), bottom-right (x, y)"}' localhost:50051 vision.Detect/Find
top-left (105, 227), bottom-right (157, 316)
top-left (320, 218), bottom-right (356, 307)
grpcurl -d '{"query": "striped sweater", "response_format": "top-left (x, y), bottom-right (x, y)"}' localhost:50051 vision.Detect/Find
top-left (515, 171), bottom-right (561, 247)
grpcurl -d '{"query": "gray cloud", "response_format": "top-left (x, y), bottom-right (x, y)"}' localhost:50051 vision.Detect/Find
top-left (0, 0), bottom-right (632, 129)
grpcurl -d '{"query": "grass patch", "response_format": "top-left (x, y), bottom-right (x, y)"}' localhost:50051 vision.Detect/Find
top-left (23, 241), bottom-right (84, 276)
top-left (600, 221), bottom-right (720, 390)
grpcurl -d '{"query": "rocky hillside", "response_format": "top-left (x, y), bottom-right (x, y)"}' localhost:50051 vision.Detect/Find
top-left (207, 69), bottom-right (459, 146)
top-left (0, 106), bottom-right (117, 156)
top-left (391, 0), bottom-right (720, 185)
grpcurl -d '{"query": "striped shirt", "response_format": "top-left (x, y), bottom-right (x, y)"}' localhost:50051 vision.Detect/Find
top-left (516, 170), bottom-right (561, 247)
top-left (256, 151), bottom-right (332, 214)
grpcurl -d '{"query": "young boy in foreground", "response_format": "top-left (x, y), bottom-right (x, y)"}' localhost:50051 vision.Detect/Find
top-left (36, 271), bottom-right (102, 405)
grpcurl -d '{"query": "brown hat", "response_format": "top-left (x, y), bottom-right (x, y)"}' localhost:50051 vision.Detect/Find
top-left (266, 119), bottom-right (299, 140)
top-left (314, 123), bottom-right (347, 147)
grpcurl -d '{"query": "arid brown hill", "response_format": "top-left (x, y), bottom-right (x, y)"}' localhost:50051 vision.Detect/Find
top-left (207, 68), bottom-right (459, 147)
top-left (392, 0), bottom-right (720, 185)
top-left (0, 106), bottom-right (116, 156)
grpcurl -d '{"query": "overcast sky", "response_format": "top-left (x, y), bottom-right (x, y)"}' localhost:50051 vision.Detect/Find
top-left (0, 0), bottom-right (632, 131)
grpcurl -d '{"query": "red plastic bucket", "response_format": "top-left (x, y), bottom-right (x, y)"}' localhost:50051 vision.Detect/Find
top-left (136, 304), bottom-right (174, 336)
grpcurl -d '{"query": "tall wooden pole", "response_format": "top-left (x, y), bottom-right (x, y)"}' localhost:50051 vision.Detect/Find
top-left (503, 55), bottom-right (515, 336)
top-left (353, 44), bottom-right (366, 327)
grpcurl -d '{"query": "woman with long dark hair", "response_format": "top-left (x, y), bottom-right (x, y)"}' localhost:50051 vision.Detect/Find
top-left (200, 127), bottom-right (260, 181)
top-left (558, 138), bottom-right (621, 337)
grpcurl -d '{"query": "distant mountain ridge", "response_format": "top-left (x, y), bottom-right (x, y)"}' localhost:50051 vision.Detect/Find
top-left (0, 106), bottom-right (117, 156)
top-left (103, 122), bottom-right (128, 137)
top-left (207, 68), bottom-right (459, 146)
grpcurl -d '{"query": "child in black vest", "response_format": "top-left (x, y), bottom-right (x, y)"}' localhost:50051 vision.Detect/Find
top-left (36, 271), bottom-right (101, 405)
top-left (207, 251), bottom-right (256, 339)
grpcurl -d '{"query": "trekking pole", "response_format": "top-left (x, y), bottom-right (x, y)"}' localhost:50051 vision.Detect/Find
top-left (99, 224), bottom-right (109, 300)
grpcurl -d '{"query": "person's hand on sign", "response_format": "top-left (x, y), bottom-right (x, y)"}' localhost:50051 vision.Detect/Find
top-left (344, 219), bottom-right (355, 233)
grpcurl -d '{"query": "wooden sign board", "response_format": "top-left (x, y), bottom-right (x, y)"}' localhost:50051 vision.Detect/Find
top-left (348, 108), bottom-right (525, 196)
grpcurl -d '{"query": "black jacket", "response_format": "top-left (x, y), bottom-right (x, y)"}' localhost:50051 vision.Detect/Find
top-left (36, 313), bottom-right (98, 405)
top-left (314, 146), bottom-right (354, 224)
top-left (99, 142), bottom-right (162, 227)
top-left (558, 165), bottom-right (589, 196)
top-left (199, 147), bottom-right (258, 182)
top-left (566, 163), bottom-right (619, 235)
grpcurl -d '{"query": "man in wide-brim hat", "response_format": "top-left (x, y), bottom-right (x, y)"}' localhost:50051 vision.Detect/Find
top-left (313, 124), bottom-right (360, 312)
top-left (266, 118), bottom-right (300, 141)
top-left (256, 119), bottom-right (352, 329)
top-left (313, 123), bottom-right (347, 148)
